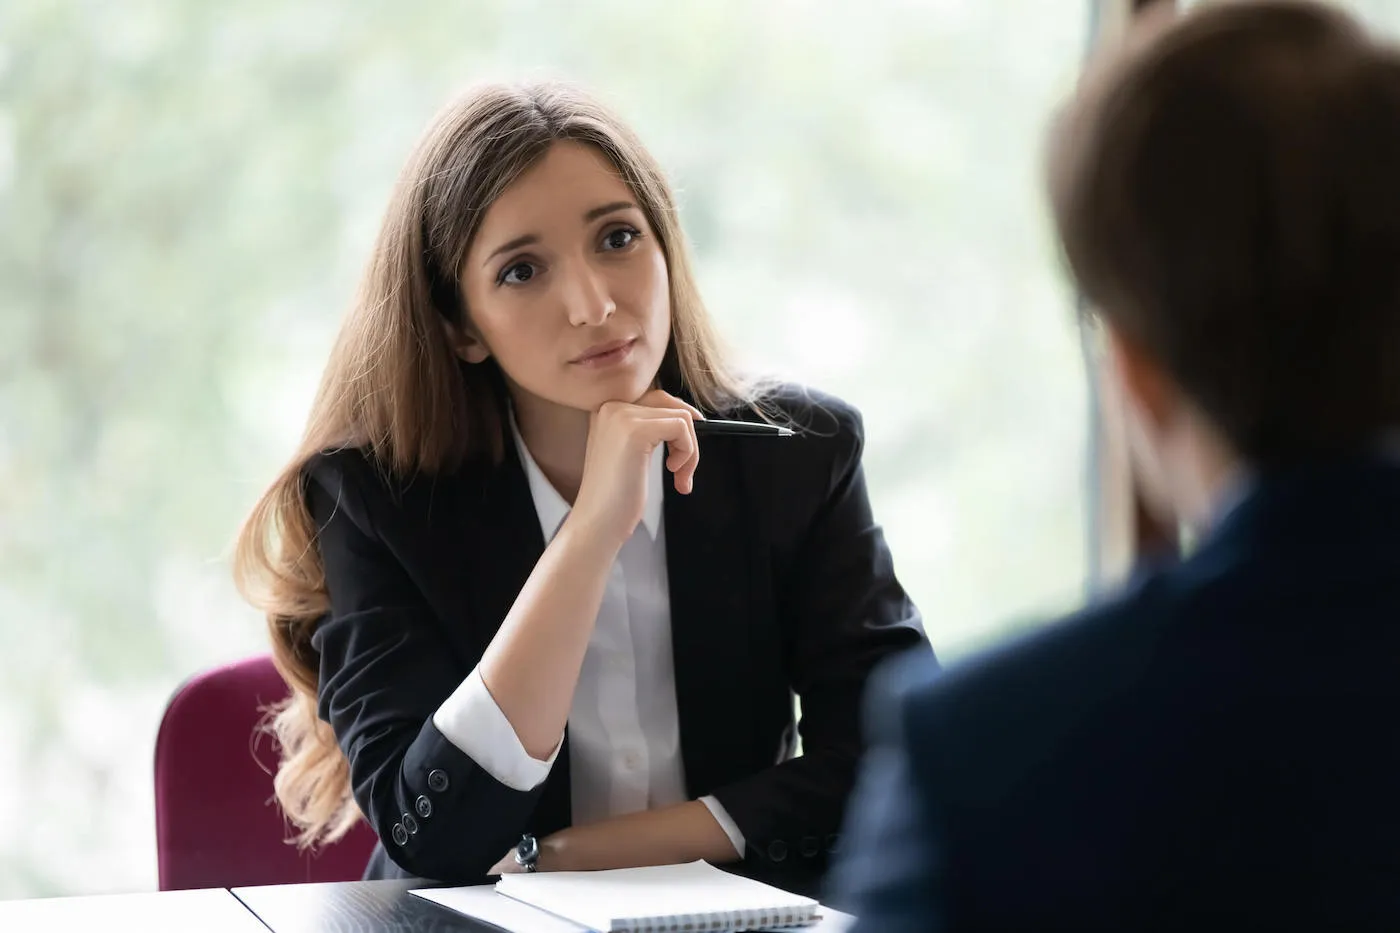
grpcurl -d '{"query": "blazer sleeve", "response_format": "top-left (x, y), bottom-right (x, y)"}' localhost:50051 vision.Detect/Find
top-left (305, 452), bottom-right (543, 882)
top-left (709, 397), bottom-right (933, 868)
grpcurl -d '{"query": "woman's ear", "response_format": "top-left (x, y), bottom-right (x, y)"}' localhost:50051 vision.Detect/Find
top-left (1103, 322), bottom-right (1177, 434)
top-left (443, 318), bottom-right (491, 364)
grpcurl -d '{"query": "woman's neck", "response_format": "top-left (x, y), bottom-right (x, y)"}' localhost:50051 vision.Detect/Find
top-left (512, 393), bottom-right (591, 504)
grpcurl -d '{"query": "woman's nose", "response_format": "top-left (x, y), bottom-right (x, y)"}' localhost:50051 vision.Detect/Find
top-left (563, 263), bottom-right (616, 327)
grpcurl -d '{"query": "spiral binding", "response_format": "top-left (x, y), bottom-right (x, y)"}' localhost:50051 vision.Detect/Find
top-left (613, 904), bottom-right (817, 931)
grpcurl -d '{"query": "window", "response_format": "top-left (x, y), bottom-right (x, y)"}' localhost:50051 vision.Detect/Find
top-left (0, 1), bottom-right (1089, 896)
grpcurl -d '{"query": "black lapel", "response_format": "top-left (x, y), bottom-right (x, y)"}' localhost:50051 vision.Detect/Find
top-left (461, 440), bottom-right (574, 831)
top-left (664, 441), bottom-right (758, 796)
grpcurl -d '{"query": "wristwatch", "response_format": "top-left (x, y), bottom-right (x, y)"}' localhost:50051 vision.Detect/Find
top-left (514, 833), bottom-right (540, 873)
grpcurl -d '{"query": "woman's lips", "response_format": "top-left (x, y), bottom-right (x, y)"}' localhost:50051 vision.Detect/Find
top-left (571, 337), bottom-right (637, 367)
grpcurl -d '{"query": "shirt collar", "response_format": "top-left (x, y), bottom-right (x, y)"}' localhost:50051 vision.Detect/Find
top-left (509, 411), bottom-right (664, 544)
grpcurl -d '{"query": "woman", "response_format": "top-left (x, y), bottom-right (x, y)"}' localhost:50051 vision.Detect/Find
top-left (234, 81), bottom-right (928, 889)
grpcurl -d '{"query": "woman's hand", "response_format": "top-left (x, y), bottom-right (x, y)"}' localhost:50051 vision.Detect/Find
top-left (568, 389), bottom-right (703, 551)
top-left (471, 390), bottom-right (701, 761)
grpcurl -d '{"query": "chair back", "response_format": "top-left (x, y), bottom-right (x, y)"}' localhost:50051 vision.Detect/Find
top-left (154, 655), bottom-right (377, 889)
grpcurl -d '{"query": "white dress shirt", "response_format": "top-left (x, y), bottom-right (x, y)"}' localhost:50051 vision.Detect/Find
top-left (431, 421), bottom-right (745, 856)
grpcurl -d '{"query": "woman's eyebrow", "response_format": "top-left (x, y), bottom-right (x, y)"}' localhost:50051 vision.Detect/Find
top-left (583, 200), bottom-right (637, 223)
top-left (483, 233), bottom-right (538, 266)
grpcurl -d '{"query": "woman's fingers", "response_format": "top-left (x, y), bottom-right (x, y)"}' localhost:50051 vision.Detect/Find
top-left (624, 408), bottom-right (699, 495)
top-left (637, 388), bottom-right (705, 422)
top-left (638, 395), bottom-right (702, 495)
top-left (673, 442), bottom-right (699, 494)
top-left (669, 418), bottom-right (700, 494)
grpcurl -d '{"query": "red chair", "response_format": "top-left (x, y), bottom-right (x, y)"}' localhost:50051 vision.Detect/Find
top-left (154, 655), bottom-right (378, 890)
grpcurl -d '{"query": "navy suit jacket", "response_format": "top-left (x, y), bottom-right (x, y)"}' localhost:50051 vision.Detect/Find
top-left (833, 457), bottom-right (1400, 930)
top-left (304, 384), bottom-right (928, 891)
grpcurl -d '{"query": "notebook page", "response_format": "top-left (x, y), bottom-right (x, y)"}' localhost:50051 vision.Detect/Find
top-left (495, 860), bottom-right (818, 931)
top-left (411, 884), bottom-right (591, 931)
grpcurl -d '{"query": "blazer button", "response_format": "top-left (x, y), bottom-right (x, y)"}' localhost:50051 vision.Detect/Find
top-left (427, 769), bottom-right (450, 793)
top-left (767, 840), bottom-right (788, 863)
top-left (402, 813), bottom-right (419, 836)
top-left (826, 833), bottom-right (842, 854)
top-left (415, 795), bottom-right (434, 819)
top-left (800, 836), bottom-right (819, 858)
top-left (391, 822), bottom-right (409, 847)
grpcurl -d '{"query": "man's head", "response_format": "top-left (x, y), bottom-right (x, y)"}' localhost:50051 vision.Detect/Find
top-left (1049, 0), bottom-right (1400, 525)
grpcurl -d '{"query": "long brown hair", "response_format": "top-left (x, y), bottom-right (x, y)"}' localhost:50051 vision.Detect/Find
top-left (234, 81), bottom-right (748, 848)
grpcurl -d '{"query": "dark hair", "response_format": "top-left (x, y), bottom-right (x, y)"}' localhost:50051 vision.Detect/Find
top-left (1048, 0), bottom-right (1400, 466)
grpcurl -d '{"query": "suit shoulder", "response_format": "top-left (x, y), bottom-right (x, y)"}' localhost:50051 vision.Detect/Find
top-left (304, 445), bottom-right (376, 491)
top-left (302, 446), bottom-right (414, 515)
top-left (302, 446), bottom-right (491, 535)
top-left (755, 382), bottom-right (863, 436)
top-left (714, 384), bottom-right (877, 547)
top-left (720, 381), bottom-right (865, 465)
top-left (306, 444), bottom-right (492, 492)
top-left (908, 572), bottom-right (1186, 743)
top-left (299, 447), bottom-right (389, 535)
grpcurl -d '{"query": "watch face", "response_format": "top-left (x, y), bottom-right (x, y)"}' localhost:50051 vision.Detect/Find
top-left (517, 835), bottom-right (539, 862)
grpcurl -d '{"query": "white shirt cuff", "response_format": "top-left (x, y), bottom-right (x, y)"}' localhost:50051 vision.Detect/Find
top-left (432, 667), bottom-right (560, 792)
top-left (699, 795), bottom-right (746, 858)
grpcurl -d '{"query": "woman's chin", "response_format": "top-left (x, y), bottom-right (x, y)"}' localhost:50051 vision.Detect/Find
top-left (567, 369), bottom-right (659, 409)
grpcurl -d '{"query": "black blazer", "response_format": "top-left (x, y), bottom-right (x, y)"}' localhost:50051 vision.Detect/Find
top-left (305, 384), bottom-right (929, 890)
top-left (832, 456), bottom-right (1400, 931)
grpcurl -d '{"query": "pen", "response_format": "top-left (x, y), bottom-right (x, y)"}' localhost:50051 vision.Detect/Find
top-left (693, 419), bottom-right (794, 438)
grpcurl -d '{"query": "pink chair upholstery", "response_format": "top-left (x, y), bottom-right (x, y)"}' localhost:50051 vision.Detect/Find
top-left (154, 655), bottom-right (377, 890)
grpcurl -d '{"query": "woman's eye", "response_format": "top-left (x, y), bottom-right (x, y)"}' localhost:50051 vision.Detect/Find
top-left (602, 228), bottom-right (639, 251)
top-left (500, 261), bottom-right (536, 285)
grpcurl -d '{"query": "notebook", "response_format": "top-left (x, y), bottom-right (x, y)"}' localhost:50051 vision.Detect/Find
top-left (493, 860), bottom-right (819, 932)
